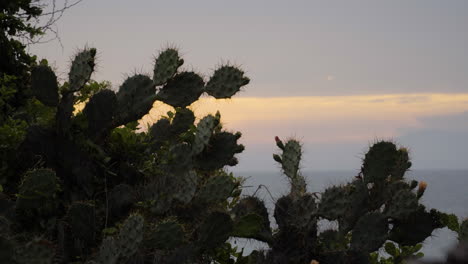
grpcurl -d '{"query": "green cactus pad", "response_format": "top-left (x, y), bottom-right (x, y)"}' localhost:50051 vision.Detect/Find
top-left (384, 189), bottom-right (418, 220)
top-left (274, 194), bottom-right (317, 231)
top-left (156, 71), bottom-right (205, 107)
top-left (31, 65), bottom-right (59, 107)
top-left (195, 131), bottom-right (244, 170)
top-left (172, 170), bottom-right (198, 204)
top-left (192, 114), bottom-right (219, 155)
top-left (108, 184), bottom-right (136, 219)
top-left (115, 74), bottom-right (157, 126)
top-left (362, 141), bottom-right (399, 184)
top-left (232, 197), bottom-right (272, 242)
top-left (16, 169), bottom-right (60, 217)
top-left (117, 213), bottom-right (145, 258)
top-left (318, 185), bottom-right (350, 220)
top-left (195, 175), bottom-right (236, 205)
top-left (96, 237), bottom-right (119, 264)
top-left (170, 108), bottom-right (195, 135)
top-left (389, 206), bottom-right (444, 245)
top-left (147, 220), bottom-right (185, 250)
top-left (168, 143), bottom-right (193, 174)
top-left (0, 236), bottom-right (15, 263)
top-left (68, 48), bottom-right (96, 92)
top-left (391, 148), bottom-right (412, 180)
top-left (350, 212), bottom-right (388, 252)
top-left (66, 201), bottom-right (96, 246)
top-left (83, 89), bottom-right (117, 139)
top-left (197, 212), bottom-right (233, 249)
top-left (153, 48), bottom-right (184, 85)
top-left (149, 118), bottom-right (172, 147)
top-left (459, 219), bottom-right (468, 241)
top-left (205, 65), bottom-right (249, 99)
top-left (15, 239), bottom-right (55, 264)
top-left (280, 140), bottom-right (301, 179)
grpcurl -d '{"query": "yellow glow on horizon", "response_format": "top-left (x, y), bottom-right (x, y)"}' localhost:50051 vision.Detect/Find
top-left (139, 93), bottom-right (468, 143)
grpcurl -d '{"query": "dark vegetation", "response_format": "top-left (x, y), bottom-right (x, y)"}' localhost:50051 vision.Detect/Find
top-left (0, 1), bottom-right (467, 263)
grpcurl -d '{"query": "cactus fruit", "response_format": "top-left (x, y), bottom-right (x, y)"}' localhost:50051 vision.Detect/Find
top-left (153, 48), bottom-right (184, 86)
top-left (68, 48), bottom-right (97, 92)
top-left (417, 181), bottom-right (427, 199)
top-left (205, 65), bottom-right (250, 99)
top-left (156, 71), bottom-right (204, 107)
top-left (115, 74), bottom-right (157, 126)
top-left (31, 65), bottom-right (59, 107)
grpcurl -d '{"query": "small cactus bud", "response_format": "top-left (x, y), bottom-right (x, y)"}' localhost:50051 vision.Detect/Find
top-left (417, 181), bottom-right (427, 198)
top-left (273, 154), bottom-right (282, 163)
top-left (275, 136), bottom-right (285, 150)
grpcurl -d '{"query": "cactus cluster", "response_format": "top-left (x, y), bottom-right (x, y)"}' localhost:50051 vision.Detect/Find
top-left (1, 43), bottom-right (464, 264)
top-left (231, 138), bottom-right (459, 264)
top-left (0, 46), bottom-right (250, 263)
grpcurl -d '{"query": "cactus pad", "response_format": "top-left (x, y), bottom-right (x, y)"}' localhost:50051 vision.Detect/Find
top-left (115, 74), bottom-right (157, 126)
top-left (117, 213), bottom-right (145, 258)
top-left (16, 169), bottom-right (60, 218)
top-left (83, 89), bottom-right (117, 139)
top-left (147, 220), bottom-right (185, 250)
top-left (31, 65), bottom-right (59, 107)
top-left (192, 114), bottom-right (219, 155)
top-left (153, 48), bottom-right (184, 85)
top-left (69, 48), bottom-right (96, 92)
top-left (195, 131), bottom-right (244, 170)
top-left (205, 65), bottom-right (249, 99)
top-left (350, 212), bottom-right (388, 252)
top-left (157, 71), bottom-right (204, 107)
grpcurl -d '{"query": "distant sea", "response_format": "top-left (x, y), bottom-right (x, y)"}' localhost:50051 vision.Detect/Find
top-left (231, 169), bottom-right (468, 259)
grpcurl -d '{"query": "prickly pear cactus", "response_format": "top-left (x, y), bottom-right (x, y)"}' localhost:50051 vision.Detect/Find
top-left (1, 45), bottom-right (249, 264)
top-left (237, 139), bottom-right (455, 264)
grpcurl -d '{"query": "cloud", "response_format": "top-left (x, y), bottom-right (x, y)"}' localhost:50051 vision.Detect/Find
top-left (141, 93), bottom-right (468, 144)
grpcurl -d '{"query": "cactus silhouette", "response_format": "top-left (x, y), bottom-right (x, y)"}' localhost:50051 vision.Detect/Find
top-left (233, 138), bottom-right (456, 264)
top-left (0, 46), bottom-right (250, 263)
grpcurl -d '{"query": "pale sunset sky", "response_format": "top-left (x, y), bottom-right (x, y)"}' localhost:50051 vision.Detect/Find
top-left (31, 0), bottom-right (468, 171)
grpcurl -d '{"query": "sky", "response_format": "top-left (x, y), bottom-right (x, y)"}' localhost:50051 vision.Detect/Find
top-left (31, 0), bottom-right (468, 171)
